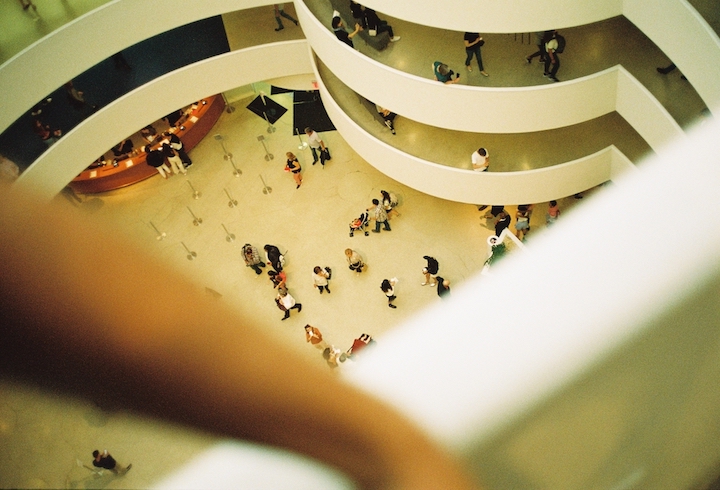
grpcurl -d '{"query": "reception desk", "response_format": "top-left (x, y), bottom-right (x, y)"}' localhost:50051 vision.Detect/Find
top-left (69, 94), bottom-right (225, 194)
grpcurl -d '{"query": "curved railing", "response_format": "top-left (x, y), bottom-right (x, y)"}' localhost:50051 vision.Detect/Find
top-left (296, 0), bottom-right (684, 146)
top-left (13, 41), bottom-right (313, 199)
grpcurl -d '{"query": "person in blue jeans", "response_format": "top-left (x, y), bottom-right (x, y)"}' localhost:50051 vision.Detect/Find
top-left (369, 199), bottom-right (391, 232)
top-left (464, 32), bottom-right (488, 76)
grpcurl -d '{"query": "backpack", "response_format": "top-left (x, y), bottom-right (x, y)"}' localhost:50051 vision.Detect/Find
top-left (555, 34), bottom-right (566, 54)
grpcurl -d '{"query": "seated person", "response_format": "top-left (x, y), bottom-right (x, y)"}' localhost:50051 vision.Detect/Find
top-left (349, 1), bottom-right (366, 26)
top-left (332, 15), bottom-right (362, 48)
top-left (111, 138), bottom-right (134, 158)
top-left (433, 62), bottom-right (461, 84)
top-left (363, 8), bottom-right (400, 41)
top-left (375, 104), bottom-right (397, 134)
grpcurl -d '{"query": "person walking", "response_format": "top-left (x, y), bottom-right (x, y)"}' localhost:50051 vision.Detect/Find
top-left (276, 289), bottom-right (302, 320)
top-left (285, 152), bottom-right (302, 188)
top-left (546, 200), bottom-right (560, 224)
top-left (345, 248), bottom-right (365, 273)
top-left (304, 127), bottom-right (328, 165)
top-left (144, 147), bottom-right (172, 179)
top-left (273, 3), bottom-right (298, 31)
top-left (464, 32), bottom-right (488, 76)
top-left (264, 244), bottom-right (285, 272)
top-left (313, 266), bottom-right (331, 294)
top-left (268, 269), bottom-right (287, 292)
top-left (526, 31), bottom-right (553, 64)
top-left (544, 30), bottom-right (561, 82)
top-left (436, 278), bottom-right (451, 299)
top-left (370, 199), bottom-right (391, 233)
top-left (92, 449), bottom-right (131, 475)
top-left (242, 243), bottom-right (266, 275)
top-left (421, 256), bottom-right (439, 286)
top-left (472, 147), bottom-right (489, 172)
top-left (381, 278), bottom-right (398, 308)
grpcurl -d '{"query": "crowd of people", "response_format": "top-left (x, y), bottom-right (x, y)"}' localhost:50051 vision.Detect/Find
top-left (237, 183), bottom-right (461, 369)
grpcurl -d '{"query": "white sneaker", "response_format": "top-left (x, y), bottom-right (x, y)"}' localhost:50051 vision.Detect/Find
top-left (391, 36), bottom-right (401, 42)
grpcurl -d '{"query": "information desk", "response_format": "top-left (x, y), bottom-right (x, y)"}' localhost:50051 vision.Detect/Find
top-left (69, 94), bottom-right (225, 194)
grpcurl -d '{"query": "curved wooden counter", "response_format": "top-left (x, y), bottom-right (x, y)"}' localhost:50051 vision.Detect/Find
top-left (69, 94), bottom-right (225, 194)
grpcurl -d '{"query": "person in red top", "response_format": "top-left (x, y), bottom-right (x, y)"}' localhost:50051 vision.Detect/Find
top-left (304, 325), bottom-right (327, 350)
top-left (347, 333), bottom-right (373, 358)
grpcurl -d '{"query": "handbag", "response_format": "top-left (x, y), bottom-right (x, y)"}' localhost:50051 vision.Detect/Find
top-left (368, 29), bottom-right (377, 36)
top-left (478, 39), bottom-right (485, 46)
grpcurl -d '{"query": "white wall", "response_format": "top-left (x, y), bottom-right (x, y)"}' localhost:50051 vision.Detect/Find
top-left (13, 42), bottom-right (313, 199)
top-left (623, 0), bottom-right (720, 115)
top-left (356, 0), bottom-right (623, 33)
top-left (344, 117), bottom-right (720, 489)
top-left (297, 0), bottom-right (684, 145)
top-left (315, 65), bottom-right (635, 204)
top-left (0, 0), bottom-right (275, 133)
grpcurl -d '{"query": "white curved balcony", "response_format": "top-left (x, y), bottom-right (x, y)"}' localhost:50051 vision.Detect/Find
top-left (14, 41), bottom-right (313, 199)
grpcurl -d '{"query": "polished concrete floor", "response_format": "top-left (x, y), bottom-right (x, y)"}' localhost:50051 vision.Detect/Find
top-left (0, 2), bottom-right (718, 489)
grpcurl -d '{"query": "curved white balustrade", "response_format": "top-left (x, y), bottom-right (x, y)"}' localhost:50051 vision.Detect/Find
top-left (13, 41), bottom-right (313, 199)
top-left (356, 0), bottom-right (622, 33)
top-left (297, 1), bottom-right (684, 149)
top-left (624, 0), bottom-right (720, 114)
top-left (0, 0), bottom-right (275, 134)
top-left (311, 56), bottom-right (637, 205)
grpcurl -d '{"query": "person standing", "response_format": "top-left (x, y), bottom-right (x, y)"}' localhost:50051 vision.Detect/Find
top-left (546, 200), bottom-right (560, 224)
top-left (167, 132), bottom-right (192, 168)
top-left (370, 199), bottom-right (391, 233)
top-left (494, 210), bottom-right (511, 237)
top-left (345, 248), bottom-right (365, 273)
top-left (304, 127), bottom-right (327, 165)
top-left (242, 243), bottom-right (265, 275)
top-left (544, 30), bottom-right (561, 82)
top-left (144, 147), bottom-right (172, 179)
top-left (162, 143), bottom-right (186, 175)
top-left (381, 278), bottom-right (398, 308)
top-left (273, 4), bottom-right (298, 31)
top-left (92, 449), bottom-right (131, 475)
top-left (332, 16), bottom-right (363, 48)
top-left (515, 205), bottom-right (531, 241)
top-left (422, 255), bottom-right (439, 286)
top-left (313, 266), bottom-right (331, 294)
top-left (464, 32), bottom-right (488, 76)
top-left (304, 324), bottom-right (327, 350)
top-left (471, 147), bottom-right (489, 172)
top-left (285, 152), bottom-right (302, 188)
top-left (432, 62), bottom-right (461, 84)
top-left (276, 289), bottom-right (302, 320)
top-left (264, 244), bottom-right (285, 272)
top-left (436, 278), bottom-right (451, 299)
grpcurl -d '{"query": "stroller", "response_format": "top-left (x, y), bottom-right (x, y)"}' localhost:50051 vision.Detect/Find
top-left (349, 211), bottom-right (369, 237)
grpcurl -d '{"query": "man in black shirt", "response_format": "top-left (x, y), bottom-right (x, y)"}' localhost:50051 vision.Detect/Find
top-left (92, 449), bottom-right (131, 474)
top-left (332, 16), bottom-right (362, 48)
